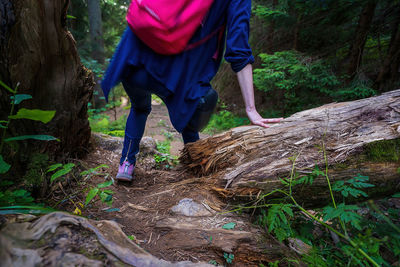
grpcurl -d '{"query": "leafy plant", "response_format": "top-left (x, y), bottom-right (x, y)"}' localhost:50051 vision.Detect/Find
top-left (0, 189), bottom-right (35, 206)
top-left (257, 203), bottom-right (294, 242)
top-left (0, 81), bottom-right (57, 174)
top-left (332, 174), bottom-right (374, 198)
top-left (157, 119), bottom-right (167, 127)
top-left (154, 140), bottom-right (178, 169)
top-left (162, 130), bottom-right (174, 141)
top-left (85, 180), bottom-right (114, 207)
top-left (223, 253), bottom-right (234, 264)
top-left (47, 163), bottom-right (76, 183)
top-left (80, 164), bottom-right (110, 180)
top-left (253, 50), bottom-right (341, 115)
top-left (250, 157), bottom-right (394, 267)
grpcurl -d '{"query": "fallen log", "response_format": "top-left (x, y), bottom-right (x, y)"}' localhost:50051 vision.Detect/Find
top-left (181, 90), bottom-right (400, 207)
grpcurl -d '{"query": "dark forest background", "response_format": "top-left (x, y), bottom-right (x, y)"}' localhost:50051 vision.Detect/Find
top-left (70, 0), bottom-right (400, 117)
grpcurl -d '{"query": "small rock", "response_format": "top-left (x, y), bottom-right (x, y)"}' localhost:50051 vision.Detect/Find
top-left (92, 133), bottom-right (123, 152)
top-left (171, 198), bottom-right (212, 217)
top-left (139, 157), bottom-right (156, 170)
top-left (139, 136), bottom-right (157, 155)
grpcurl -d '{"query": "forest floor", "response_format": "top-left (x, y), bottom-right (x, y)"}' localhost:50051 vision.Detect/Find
top-left (68, 102), bottom-right (289, 266)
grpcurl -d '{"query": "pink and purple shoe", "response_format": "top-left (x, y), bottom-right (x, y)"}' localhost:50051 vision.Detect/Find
top-left (116, 161), bottom-right (134, 182)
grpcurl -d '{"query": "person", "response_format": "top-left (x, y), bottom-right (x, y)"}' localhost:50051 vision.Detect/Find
top-left (101, 0), bottom-right (282, 181)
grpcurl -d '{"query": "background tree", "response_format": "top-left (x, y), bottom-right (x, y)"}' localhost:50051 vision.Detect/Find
top-left (87, 0), bottom-right (105, 65)
top-left (346, 0), bottom-right (377, 81)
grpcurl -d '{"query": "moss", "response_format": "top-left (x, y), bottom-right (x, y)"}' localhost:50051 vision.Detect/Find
top-left (332, 162), bottom-right (351, 170)
top-left (23, 153), bottom-right (49, 187)
top-left (365, 139), bottom-right (400, 162)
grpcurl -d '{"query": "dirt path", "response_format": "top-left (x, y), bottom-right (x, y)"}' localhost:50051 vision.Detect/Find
top-left (78, 102), bottom-right (296, 265)
top-left (80, 144), bottom-right (294, 266)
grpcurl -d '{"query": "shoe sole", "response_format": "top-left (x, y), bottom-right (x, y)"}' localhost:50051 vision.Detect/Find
top-left (116, 174), bottom-right (133, 182)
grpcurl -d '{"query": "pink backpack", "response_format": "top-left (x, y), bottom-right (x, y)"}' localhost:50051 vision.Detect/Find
top-left (126, 0), bottom-right (215, 55)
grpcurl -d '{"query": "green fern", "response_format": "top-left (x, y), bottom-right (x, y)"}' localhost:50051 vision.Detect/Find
top-left (267, 204), bottom-right (294, 241)
top-left (333, 174), bottom-right (374, 198)
top-left (323, 203), bottom-right (362, 230)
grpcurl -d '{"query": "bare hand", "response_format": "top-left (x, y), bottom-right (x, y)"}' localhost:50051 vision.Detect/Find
top-left (246, 109), bottom-right (283, 128)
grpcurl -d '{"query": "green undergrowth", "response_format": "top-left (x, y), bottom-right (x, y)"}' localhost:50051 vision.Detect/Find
top-left (229, 155), bottom-right (400, 266)
top-left (89, 114), bottom-right (127, 137)
top-left (203, 109), bottom-right (250, 135)
top-left (154, 139), bottom-right (178, 169)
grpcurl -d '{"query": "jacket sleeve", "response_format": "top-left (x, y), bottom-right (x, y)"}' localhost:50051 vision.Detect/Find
top-left (224, 0), bottom-right (255, 73)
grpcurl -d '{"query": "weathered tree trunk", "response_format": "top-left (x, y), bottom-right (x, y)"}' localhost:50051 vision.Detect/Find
top-left (346, 0), bottom-right (377, 81)
top-left (0, 0), bottom-right (93, 159)
top-left (181, 90), bottom-right (400, 207)
top-left (375, 10), bottom-right (400, 92)
top-left (87, 0), bottom-right (105, 64)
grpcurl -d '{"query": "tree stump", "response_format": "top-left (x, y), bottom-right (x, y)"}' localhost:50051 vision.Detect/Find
top-left (0, 0), bottom-right (93, 159)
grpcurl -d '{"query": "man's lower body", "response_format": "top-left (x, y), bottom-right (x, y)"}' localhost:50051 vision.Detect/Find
top-left (116, 67), bottom-right (217, 181)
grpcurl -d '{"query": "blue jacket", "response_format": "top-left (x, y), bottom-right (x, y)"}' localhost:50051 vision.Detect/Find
top-left (102, 0), bottom-right (254, 132)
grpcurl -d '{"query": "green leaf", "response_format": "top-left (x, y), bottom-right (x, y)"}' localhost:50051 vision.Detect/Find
top-left (11, 94), bottom-right (32, 104)
top-left (5, 135), bottom-right (59, 142)
top-left (97, 180), bottom-right (113, 188)
top-left (0, 155), bottom-right (11, 174)
top-left (9, 108), bottom-right (56, 123)
top-left (0, 80), bottom-right (16, 94)
top-left (392, 193), bottom-right (400, 198)
top-left (66, 14), bottom-right (77, 19)
top-left (104, 208), bottom-right (119, 212)
top-left (0, 205), bottom-right (55, 215)
top-left (85, 188), bottom-right (99, 205)
top-left (50, 163), bottom-right (75, 182)
top-left (47, 163), bottom-right (63, 173)
top-left (99, 191), bottom-right (108, 202)
top-left (222, 222), bottom-right (236, 230)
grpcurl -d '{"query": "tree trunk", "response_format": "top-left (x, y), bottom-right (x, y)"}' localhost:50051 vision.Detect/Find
top-left (346, 0), bottom-right (377, 81)
top-left (375, 11), bottom-right (400, 92)
top-left (0, 0), bottom-right (93, 160)
top-left (266, 0), bottom-right (278, 53)
top-left (181, 90), bottom-right (400, 208)
top-left (87, 0), bottom-right (105, 64)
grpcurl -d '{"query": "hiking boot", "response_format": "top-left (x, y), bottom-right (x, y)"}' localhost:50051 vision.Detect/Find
top-left (116, 161), bottom-right (134, 181)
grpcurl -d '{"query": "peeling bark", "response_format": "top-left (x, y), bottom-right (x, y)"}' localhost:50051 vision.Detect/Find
top-left (181, 90), bottom-right (400, 207)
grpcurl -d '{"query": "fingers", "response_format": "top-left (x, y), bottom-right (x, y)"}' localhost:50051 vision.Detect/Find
top-left (253, 120), bottom-right (271, 128)
top-left (251, 117), bottom-right (283, 128)
top-left (261, 118), bottom-right (283, 123)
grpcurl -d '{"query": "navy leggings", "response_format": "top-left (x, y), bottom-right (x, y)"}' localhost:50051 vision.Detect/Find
top-left (120, 67), bottom-right (199, 165)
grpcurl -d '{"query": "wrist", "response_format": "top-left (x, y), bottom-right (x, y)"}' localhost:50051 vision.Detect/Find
top-left (245, 106), bottom-right (256, 113)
